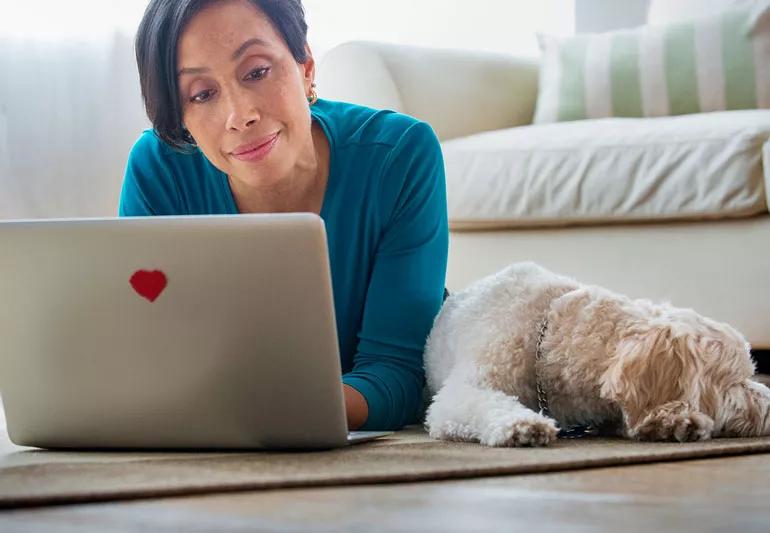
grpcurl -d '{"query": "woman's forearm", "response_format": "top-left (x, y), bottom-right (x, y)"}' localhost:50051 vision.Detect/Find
top-left (344, 384), bottom-right (369, 430)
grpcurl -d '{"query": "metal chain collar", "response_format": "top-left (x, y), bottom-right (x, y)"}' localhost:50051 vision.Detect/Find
top-left (534, 315), bottom-right (595, 439)
top-left (534, 317), bottom-right (553, 419)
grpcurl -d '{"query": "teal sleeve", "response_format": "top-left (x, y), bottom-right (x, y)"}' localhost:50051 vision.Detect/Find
top-left (342, 122), bottom-right (449, 430)
top-left (118, 132), bottom-right (185, 217)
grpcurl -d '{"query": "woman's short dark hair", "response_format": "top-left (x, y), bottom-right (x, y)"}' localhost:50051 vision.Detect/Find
top-left (136, 0), bottom-right (308, 151)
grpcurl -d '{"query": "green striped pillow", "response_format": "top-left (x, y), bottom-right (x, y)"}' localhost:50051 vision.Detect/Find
top-left (533, 6), bottom-right (770, 123)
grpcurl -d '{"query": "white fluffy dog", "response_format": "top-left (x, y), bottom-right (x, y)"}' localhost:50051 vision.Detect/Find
top-left (424, 262), bottom-right (770, 447)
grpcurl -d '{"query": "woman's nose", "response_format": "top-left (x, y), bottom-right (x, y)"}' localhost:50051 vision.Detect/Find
top-left (225, 90), bottom-right (261, 131)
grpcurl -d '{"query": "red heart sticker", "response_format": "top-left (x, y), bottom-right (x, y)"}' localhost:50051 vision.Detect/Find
top-left (130, 270), bottom-right (168, 302)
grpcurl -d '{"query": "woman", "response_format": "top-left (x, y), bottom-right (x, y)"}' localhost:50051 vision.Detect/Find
top-left (120, 0), bottom-right (448, 431)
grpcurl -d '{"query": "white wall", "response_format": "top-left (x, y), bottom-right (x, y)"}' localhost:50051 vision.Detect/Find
top-left (305, 0), bottom-right (574, 59)
top-left (575, 0), bottom-right (650, 32)
top-left (0, 0), bottom-right (146, 40)
top-left (0, 0), bottom-right (574, 54)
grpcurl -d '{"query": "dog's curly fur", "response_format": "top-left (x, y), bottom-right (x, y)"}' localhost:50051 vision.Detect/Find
top-left (423, 262), bottom-right (770, 447)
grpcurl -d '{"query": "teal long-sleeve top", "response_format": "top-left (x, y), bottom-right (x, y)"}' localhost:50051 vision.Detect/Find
top-left (118, 99), bottom-right (449, 431)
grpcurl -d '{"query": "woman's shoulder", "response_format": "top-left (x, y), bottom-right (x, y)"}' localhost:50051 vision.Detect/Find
top-left (128, 129), bottom-right (205, 165)
top-left (312, 99), bottom-right (438, 151)
top-left (122, 130), bottom-right (225, 216)
top-left (126, 129), bottom-right (216, 190)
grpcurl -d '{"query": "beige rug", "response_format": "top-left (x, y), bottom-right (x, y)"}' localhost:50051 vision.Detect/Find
top-left (3, 413), bottom-right (770, 509)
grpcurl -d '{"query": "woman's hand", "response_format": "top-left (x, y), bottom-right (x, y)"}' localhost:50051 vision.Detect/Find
top-left (343, 384), bottom-right (368, 430)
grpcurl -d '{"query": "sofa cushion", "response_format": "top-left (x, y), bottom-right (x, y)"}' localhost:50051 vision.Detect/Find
top-left (442, 110), bottom-right (770, 230)
top-left (534, 4), bottom-right (770, 124)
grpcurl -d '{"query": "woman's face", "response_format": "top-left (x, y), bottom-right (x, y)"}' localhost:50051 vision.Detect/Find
top-left (176, 0), bottom-right (315, 189)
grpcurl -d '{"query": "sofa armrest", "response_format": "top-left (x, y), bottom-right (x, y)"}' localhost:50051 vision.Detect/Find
top-left (317, 41), bottom-right (539, 141)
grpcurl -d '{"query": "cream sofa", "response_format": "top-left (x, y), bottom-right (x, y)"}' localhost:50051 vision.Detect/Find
top-left (317, 40), bottom-right (770, 348)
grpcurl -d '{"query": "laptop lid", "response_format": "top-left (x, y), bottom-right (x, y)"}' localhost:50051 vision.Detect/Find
top-left (0, 214), bottom-right (354, 450)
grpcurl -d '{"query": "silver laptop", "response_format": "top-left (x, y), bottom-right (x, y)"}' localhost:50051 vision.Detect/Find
top-left (0, 214), bottom-right (392, 450)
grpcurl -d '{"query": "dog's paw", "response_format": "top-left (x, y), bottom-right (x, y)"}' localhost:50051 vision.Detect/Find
top-left (479, 414), bottom-right (559, 447)
top-left (426, 420), bottom-right (478, 443)
top-left (632, 403), bottom-right (714, 442)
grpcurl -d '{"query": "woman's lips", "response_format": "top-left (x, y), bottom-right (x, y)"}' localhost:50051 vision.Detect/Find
top-left (231, 132), bottom-right (279, 162)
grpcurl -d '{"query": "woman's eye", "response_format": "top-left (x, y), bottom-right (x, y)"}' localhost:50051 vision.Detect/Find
top-left (187, 67), bottom-right (268, 104)
top-left (245, 67), bottom-right (270, 81)
top-left (190, 90), bottom-right (215, 104)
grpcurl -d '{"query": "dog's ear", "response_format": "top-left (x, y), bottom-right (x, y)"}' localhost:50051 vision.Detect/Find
top-left (599, 325), bottom-right (699, 429)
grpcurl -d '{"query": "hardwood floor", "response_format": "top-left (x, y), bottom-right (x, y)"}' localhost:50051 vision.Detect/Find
top-left (1, 452), bottom-right (768, 532)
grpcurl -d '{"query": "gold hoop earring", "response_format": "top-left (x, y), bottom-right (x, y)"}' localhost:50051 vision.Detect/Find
top-left (307, 82), bottom-right (318, 106)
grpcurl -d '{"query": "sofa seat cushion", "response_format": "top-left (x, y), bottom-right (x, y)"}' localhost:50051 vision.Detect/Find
top-left (442, 109), bottom-right (770, 230)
